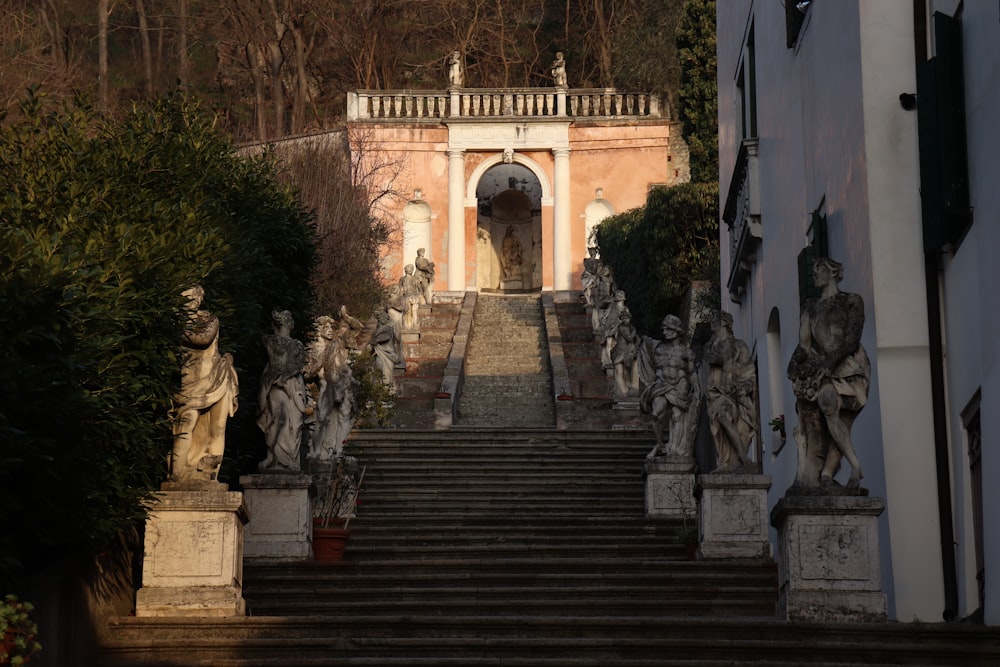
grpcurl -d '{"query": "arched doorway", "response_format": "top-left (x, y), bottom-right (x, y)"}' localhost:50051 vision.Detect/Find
top-left (475, 163), bottom-right (543, 291)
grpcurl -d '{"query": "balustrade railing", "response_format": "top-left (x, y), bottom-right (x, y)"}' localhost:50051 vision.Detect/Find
top-left (347, 88), bottom-right (661, 121)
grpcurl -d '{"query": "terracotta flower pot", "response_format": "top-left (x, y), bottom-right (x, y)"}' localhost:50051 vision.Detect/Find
top-left (313, 524), bottom-right (350, 561)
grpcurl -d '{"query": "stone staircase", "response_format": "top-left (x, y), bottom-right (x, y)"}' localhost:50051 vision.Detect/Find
top-left (99, 429), bottom-right (1000, 666)
top-left (457, 294), bottom-right (555, 427)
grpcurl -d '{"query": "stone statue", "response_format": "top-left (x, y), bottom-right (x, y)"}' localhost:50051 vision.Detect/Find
top-left (370, 310), bottom-right (399, 393)
top-left (787, 257), bottom-right (870, 491)
top-left (337, 305), bottom-right (365, 351)
top-left (383, 285), bottom-right (406, 367)
top-left (398, 264), bottom-right (422, 331)
top-left (448, 50), bottom-right (463, 88)
top-left (170, 285), bottom-right (239, 483)
top-left (589, 263), bottom-right (614, 334)
top-left (414, 248), bottom-right (435, 305)
top-left (599, 290), bottom-right (628, 368)
top-left (551, 51), bottom-right (567, 87)
top-left (501, 225), bottom-right (523, 281)
top-left (639, 315), bottom-right (698, 460)
top-left (257, 310), bottom-right (308, 471)
top-left (704, 311), bottom-right (757, 473)
top-left (611, 309), bottom-right (641, 398)
top-left (581, 247), bottom-right (601, 305)
top-left (304, 315), bottom-right (356, 461)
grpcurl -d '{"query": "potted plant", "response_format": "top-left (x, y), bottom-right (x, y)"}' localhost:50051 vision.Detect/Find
top-left (1, 595), bottom-right (41, 666)
top-left (313, 453), bottom-right (366, 561)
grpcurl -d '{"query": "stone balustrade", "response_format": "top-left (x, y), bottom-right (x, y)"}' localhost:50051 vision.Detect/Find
top-left (347, 88), bottom-right (662, 121)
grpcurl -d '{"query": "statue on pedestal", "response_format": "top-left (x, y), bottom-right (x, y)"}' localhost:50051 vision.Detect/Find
top-left (501, 226), bottom-right (523, 281)
top-left (256, 310), bottom-right (308, 471)
top-left (787, 257), bottom-right (870, 492)
top-left (370, 310), bottom-right (399, 393)
top-left (599, 290), bottom-right (628, 368)
top-left (304, 315), bottom-right (356, 461)
top-left (611, 309), bottom-right (641, 398)
top-left (551, 52), bottom-right (567, 87)
top-left (399, 264), bottom-right (422, 332)
top-left (704, 311), bottom-right (757, 473)
top-left (414, 248), bottom-right (435, 305)
top-left (170, 285), bottom-right (239, 483)
top-left (448, 51), bottom-right (463, 88)
top-left (639, 315), bottom-right (698, 460)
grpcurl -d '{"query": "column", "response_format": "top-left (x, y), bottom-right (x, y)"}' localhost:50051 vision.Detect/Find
top-left (447, 148), bottom-right (466, 291)
top-left (552, 147), bottom-right (572, 291)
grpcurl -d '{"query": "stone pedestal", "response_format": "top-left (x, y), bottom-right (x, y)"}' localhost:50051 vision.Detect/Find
top-left (770, 495), bottom-right (887, 622)
top-left (240, 473), bottom-right (313, 562)
top-left (136, 482), bottom-right (248, 617)
top-left (644, 457), bottom-right (696, 518)
top-left (695, 474), bottom-right (772, 560)
top-left (500, 278), bottom-right (523, 290)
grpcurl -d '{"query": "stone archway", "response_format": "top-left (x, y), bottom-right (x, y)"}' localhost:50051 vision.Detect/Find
top-left (475, 163), bottom-right (543, 291)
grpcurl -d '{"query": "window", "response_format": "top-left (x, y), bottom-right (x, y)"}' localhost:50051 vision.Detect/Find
top-left (962, 391), bottom-right (984, 617)
top-left (785, 0), bottom-right (811, 49)
top-left (737, 25), bottom-right (758, 140)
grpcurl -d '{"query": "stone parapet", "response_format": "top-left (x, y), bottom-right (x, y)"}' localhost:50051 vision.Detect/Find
top-left (695, 473), bottom-right (772, 560)
top-left (644, 457), bottom-right (696, 518)
top-left (240, 473), bottom-right (313, 562)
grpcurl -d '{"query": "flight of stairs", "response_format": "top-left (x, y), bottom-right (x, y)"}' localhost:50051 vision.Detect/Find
top-left (456, 294), bottom-right (555, 427)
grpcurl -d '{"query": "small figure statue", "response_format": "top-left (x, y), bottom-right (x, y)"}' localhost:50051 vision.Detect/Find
top-left (787, 257), bottom-right (870, 491)
top-left (611, 309), bottom-right (641, 398)
top-left (337, 304), bottom-right (365, 351)
top-left (257, 310), bottom-right (308, 471)
top-left (581, 246), bottom-right (601, 306)
top-left (551, 51), bottom-right (567, 87)
top-left (414, 248), bottom-right (435, 305)
top-left (383, 285), bottom-right (406, 367)
top-left (501, 225), bottom-right (523, 281)
top-left (304, 315), bottom-right (356, 461)
top-left (599, 290), bottom-right (628, 368)
top-left (398, 264), bottom-right (422, 332)
top-left (589, 263), bottom-right (614, 334)
top-left (170, 285), bottom-right (239, 483)
top-left (704, 311), bottom-right (757, 473)
top-left (639, 315), bottom-right (698, 460)
top-left (370, 310), bottom-right (399, 393)
top-left (448, 50), bottom-right (464, 88)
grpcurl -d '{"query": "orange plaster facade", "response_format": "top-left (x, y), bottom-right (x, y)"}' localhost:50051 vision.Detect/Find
top-left (350, 115), bottom-right (680, 293)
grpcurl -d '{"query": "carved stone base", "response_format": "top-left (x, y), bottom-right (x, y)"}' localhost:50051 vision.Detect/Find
top-left (240, 473), bottom-right (313, 562)
top-left (770, 495), bottom-right (887, 622)
top-left (644, 457), bottom-right (696, 518)
top-left (136, 483), bottom-right (248, 617)
top-left (695, 474), bottom-right (772, 560)
top-left (500, 278), bottom-right (523, 290)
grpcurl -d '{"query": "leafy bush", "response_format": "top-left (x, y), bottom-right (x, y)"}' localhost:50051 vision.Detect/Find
top-left (594, 182), bottom-right (719, 336)
top-left (0, 595), bottom-right (41, 665)
top-left (0, 89), bottom-right (316, 587)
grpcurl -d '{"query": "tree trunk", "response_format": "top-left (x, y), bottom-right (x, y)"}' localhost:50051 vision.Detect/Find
top-left (246, 43), bottom-right (268, 141)
top-left (98, 0), bottom-right (109, 114)
top-left (178, 0), bottom-right (189, 85)
top-left (136, 0), bottom-right (154, 96)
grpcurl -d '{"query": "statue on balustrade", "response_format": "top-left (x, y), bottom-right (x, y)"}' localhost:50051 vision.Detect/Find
top-left (639, 314), bottom-right (698, 461)
top-left (704, 310), bottom-right (757, 473)
top-left (588, 263), bottom-right (614, 335)
top-left (448, 51), bottom-right (464, 88)
top-left (170, 285), bottom-right (239, 483)
top-left (257, 310), bottom-right (308, 471)
top-left (304, 315), bottom-right (356, 461)
top-left (399, 264), bottom-right (423, 332)
top-left (599, 290), bottom-right (628, 369)
top-left (787, 257), bottom-right (870, 492)
top-left (551, 52), bottom-right (567, 87)
top-left (414, 248), bottom-right (435, 305)
top-left (581, 247), bottom-right (601, 306)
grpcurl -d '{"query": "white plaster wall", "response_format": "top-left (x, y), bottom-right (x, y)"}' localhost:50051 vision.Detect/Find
top-left (935, 0), bottom-right (1000, 624)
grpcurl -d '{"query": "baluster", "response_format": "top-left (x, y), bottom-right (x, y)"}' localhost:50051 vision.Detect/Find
top-left (616, 94), bottom-right (624, 115)
top-left (547, 93), bottom-right (555, 116)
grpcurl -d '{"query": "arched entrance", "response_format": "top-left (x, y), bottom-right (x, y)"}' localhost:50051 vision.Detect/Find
top-left (475, 163), bottom-right (543, 291)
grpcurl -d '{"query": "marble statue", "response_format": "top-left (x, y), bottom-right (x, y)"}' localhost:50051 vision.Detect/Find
top-left (787, 257), bottom-right (870, 491)
top-left (170, 285), bottom-right (239, 483)
top-left (551, 51), bottom-right (567, 87)
top-left (383, 285), bottom-right (406, 366)
top-left (599, 290), bottom-right (628, 368)
top-left (639, 315), bottom-right (698, 460)
top-left (589, 263), bottom-right (614, 334)
top-left (448, 50), bottom-right (463, 88)
top-left (304, 315), bottom-right (356, 461)
top-left (337, 305), bottom-right (365, 351)
top-left (501, 225), bottom-right (523, 281)
top-left (611, 309), bottom-right (641, 398)
top-left (414, 248), bottom-right (435, 305)
top-left (370, 310), bottom-right (399, 393)
top-left (704, 311), bottom-right (757, 473)
top-left (257, 310), bottom-right (308, 471)
top-left (398, 264), bottom-right (422, 331)
top-left (581, 247), bottom-right (601, 305)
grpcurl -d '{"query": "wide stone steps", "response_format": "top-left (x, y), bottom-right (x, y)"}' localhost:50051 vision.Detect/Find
top-left (99, 615), bottom-right (1000, 666)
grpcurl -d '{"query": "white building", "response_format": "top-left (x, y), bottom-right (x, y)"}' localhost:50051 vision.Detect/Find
top-left (718, 0), bottom-right (998, 624)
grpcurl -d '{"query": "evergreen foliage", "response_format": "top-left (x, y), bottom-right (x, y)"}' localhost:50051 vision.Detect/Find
top-left (676, 0), bottom-right (718, 183)
top-left (594, 182), bottom-right (720, 336)
top-left (0, 89), bottom-right (316, 587)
